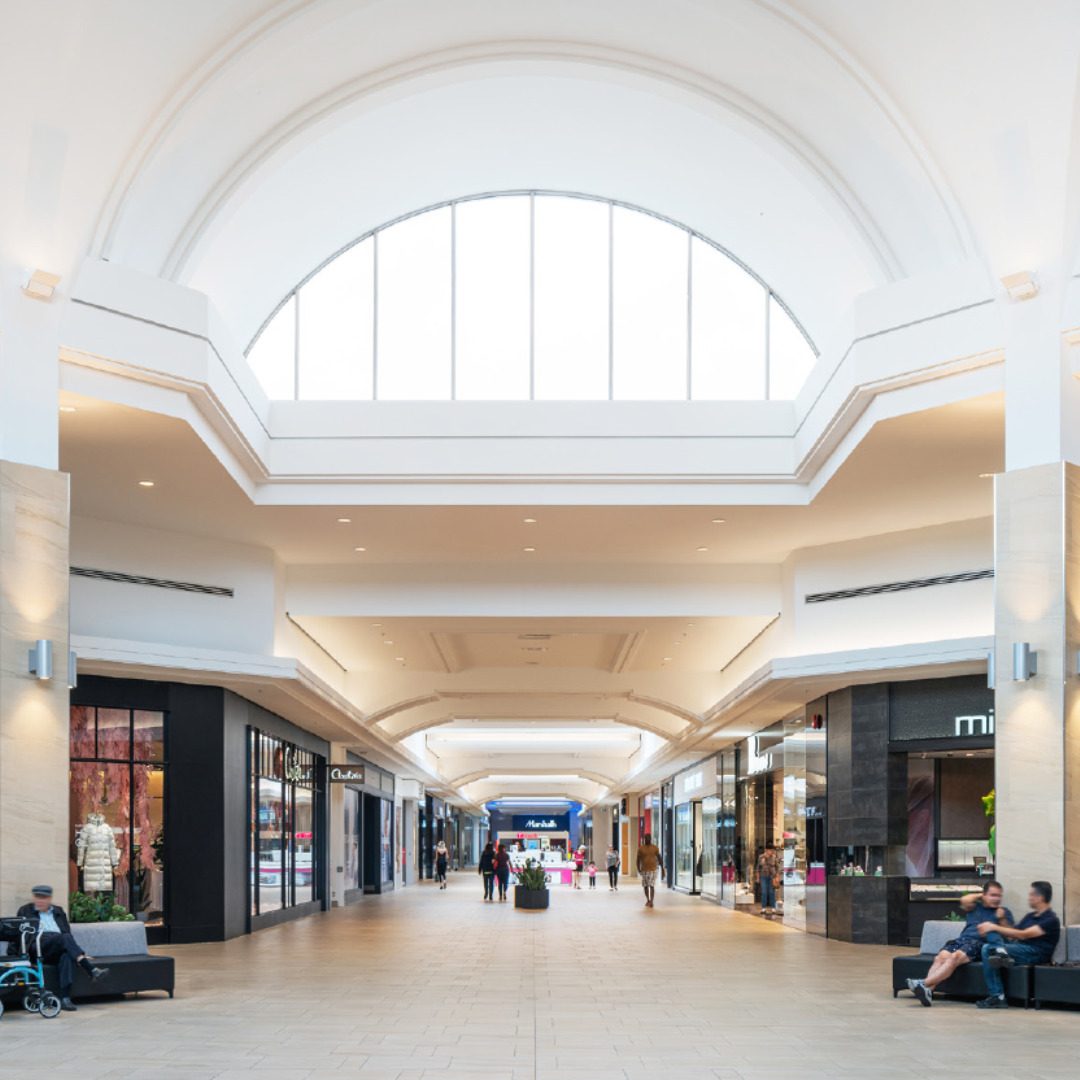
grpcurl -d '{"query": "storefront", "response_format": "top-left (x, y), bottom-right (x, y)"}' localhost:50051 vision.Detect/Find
top-left (329, 756), bottom-right (396, 901)
top-left (671, 758), bottom-right (716, 897)
top-left (71, 676), bottom-right (330, 943)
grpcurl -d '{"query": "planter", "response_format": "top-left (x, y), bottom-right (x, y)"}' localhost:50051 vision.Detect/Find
top-left (514, 886), bottom-right (549, 910)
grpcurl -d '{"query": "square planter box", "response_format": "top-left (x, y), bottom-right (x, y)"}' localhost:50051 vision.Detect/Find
top-left (514, 886), bottom-right (549, 910)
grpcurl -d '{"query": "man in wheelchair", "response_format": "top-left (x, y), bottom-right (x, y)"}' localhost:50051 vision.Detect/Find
top-left (6, 886), bottom-right (108, 1012)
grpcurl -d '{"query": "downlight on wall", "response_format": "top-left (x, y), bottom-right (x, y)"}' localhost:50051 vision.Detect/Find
top-left (28, 639), bottom-right (53, 680)
top-left (1000, 270), bottom-right (1039, 300)
top-left (1013, 642), bottom-right (1037, 681)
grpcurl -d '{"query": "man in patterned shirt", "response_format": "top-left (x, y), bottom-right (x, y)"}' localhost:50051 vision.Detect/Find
top-left (636, 833), bottom-right (664, 908)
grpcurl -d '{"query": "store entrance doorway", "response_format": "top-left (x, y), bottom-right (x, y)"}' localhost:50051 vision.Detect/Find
top-left (675, 800), bottom-right (703, 894)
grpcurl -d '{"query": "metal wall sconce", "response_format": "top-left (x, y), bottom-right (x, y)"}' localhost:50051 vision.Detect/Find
top-left (69, 650), bottom-right (78, 690)
top-left (28, 639), bottom-right (53, 680)
top-left (1013, 642), bottom-right (1037, 681)
top-left (987, 650), bottom-right (996, 689)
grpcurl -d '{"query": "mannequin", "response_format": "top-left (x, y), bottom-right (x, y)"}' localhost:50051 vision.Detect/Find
top-left (76, 812), bottom-right (120, 892)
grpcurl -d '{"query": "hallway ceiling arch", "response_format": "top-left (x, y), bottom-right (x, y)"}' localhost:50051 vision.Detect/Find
top-left (84, 0), bottom-right (974, 355)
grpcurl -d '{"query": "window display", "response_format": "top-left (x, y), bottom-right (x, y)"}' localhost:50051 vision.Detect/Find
top-left (69, 705), bottom-right (166, 926)
top-left (343, 788), bottom-right (360, 892)
top-left (249, 728), bottom-right (324, 916)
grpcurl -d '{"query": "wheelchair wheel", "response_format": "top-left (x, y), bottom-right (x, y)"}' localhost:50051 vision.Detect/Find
top-left (23, 990), bottom-right (41, 1012)
top-left (0, 997), bottom-right (5, 1020)
top-left (38, 993), bottom-right (61, 1018)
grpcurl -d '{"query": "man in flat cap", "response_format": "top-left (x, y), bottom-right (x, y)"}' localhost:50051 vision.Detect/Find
top-left (16, 885), bottom-right (108, 1012)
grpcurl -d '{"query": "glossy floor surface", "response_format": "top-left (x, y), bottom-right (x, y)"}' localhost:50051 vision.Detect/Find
top-left (0, 877), bottom-right (1078, 1079)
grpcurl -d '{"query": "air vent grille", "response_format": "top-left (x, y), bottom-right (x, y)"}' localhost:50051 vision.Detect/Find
top-left (805, 568), bottom-right (992, 605)
top-left (71, 566), bottom-right (233, 598)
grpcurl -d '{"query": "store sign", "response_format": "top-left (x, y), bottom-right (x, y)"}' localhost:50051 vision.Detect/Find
top-left (680, 770), bottom-right (703, 795)
top-left (747, 737), bottom-right (773, 775)
top-left (328, 765), bottom-right (366, 784)
top-left (889, 676), bottom-right (996, 742)
top-left (511, 814), bottom-right (569, 832)
top-left (955, 711), bottom-right (994, 736)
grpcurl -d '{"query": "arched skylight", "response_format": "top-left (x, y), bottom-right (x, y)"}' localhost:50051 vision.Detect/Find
top-left (247, 193), bottom-right (817, 402)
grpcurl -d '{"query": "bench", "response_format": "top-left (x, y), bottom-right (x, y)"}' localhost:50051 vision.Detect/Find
top-left (891, 920), bottom-right (1033, 1006)
top-left (0, 921), bottom-right (173, 1001)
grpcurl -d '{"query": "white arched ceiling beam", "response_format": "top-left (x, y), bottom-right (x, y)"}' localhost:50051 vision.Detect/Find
top-left (448, 768), bottom-right (621, 789)
top-left (94, 2), bottom-right (972, 346)
top-left (371, 690), bottom-right (695, 741)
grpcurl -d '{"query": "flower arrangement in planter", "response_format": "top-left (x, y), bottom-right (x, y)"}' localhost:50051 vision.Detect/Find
top-left (513, 858), bottom-right (550, 910)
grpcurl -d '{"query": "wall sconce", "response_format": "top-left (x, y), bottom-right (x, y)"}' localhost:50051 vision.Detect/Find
top-left (69, 650), bottom-right (78, 690)
top-left (28, 639), bottom-right (53, 680)
top-left (987, 650), bottom-right (996, 689)
top-left (1013, 642), bottom-right (1037, 681)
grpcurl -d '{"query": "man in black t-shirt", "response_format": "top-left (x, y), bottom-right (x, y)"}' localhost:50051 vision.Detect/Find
top-left (975, 880), bottom-right (1061, 1009)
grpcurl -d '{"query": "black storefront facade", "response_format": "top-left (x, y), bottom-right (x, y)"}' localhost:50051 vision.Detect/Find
top-left (659, 673), bottom-right (995, 946)
top-left (70, 675), bottom-right (330, 944)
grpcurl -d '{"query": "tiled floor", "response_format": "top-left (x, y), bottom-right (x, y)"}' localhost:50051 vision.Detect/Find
top-left (0, 877), bottom-right (1077, 1079)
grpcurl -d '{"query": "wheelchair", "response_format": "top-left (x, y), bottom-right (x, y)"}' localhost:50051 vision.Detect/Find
top-left (0, 917), bottom-right (62, 1019)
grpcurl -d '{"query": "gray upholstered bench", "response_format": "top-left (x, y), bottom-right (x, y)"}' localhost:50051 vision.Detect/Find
top-left (892, 920), bottom-right (1033, 1006)
top-left (1, 922), bottom-right (173, 1001)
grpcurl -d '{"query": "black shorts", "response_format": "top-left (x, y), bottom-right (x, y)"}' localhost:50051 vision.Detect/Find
top-left (943, 938), bottom-right (983, 961)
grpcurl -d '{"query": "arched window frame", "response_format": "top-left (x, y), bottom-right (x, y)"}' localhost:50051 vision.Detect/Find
top-left (246, 190), bottom-right (818, 401)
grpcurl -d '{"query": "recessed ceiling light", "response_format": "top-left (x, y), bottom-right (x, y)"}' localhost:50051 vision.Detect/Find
top-left (711, 518), bottom-right (725, 524)
top-left (371, 623), bottom-right (382, 627)
top-left (354, 547), bottom-right (366, 552)
top-left (696, 546), bottom-right (708, 552)
top-left (395, 657), bottom-right (405, 662)
top-left (383, 640), bottom-right (394, 645)
top-left (663, 657), bottom-right (672, 661)
top-left (687, 623), bottom-right (695, 627)
top-left (59, 405), bottom-right (76, 413)
top-left (978, 473), bottom-right (994, 479)
top-left (138, 481), bottom-right (154, 487)
top-left (523, 518), bottom-right (537, 523)
top-left (523, 547), bottom-right (536, 552)
top-left (337, 517), bottom-right (351, 523)
top-left (673, 641), bottom-right (682, 645)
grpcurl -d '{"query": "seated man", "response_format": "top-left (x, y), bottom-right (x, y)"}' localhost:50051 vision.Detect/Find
top-left (17, 885), bottom-right (109, 1012)
top-left (974, 880), bottom-right (1061, 1009)
top-left (906, 880), bottom-right (1013, 1007)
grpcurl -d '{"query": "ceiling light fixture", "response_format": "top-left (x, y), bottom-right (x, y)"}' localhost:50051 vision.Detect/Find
top-left (371, 623), bottom-right (382, 627)
top-left (696, 546), bottom-right (708, 552)
top-left (138, 481), bottom-right (154, 487)
top-left (395, 657), bottom-right (405, 661)
top-left (523, 518), bottom-right (537, 523)
top-left (663, 657), bottom-right (672, 661)
top-left (383, 640), bottom-right (394, 645)
top-left (711, 519), bottom-right (726, 524)
top-left (354, 547), bottom-right (366, 552)
top-left (979, 473), bottom-right (994, 479)
top-left (337, 517), bottom-right (351, 523)
top-left (523, 547), bottom-right (536, 552)
top-left (59, 406), bottom-right (76, 413)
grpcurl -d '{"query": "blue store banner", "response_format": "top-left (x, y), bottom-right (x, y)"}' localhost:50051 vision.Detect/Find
top-left (511, 813), bottom-right (570, 832)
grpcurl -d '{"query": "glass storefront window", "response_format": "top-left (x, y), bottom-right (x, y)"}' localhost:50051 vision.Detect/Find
top-left (68, 705), bottom-right (167, 926)
top-left (249, 728), bottom-right (324, 916)
top-left (343, 788), bottom-right (360, 892)
top-left (701, 795), bottom-right (719, 898)
top-left (674, 802), bottom-right (693, 888)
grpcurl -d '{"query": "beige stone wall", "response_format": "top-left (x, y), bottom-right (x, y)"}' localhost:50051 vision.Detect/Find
top-left (995, 461), bottom-right (1080, 928)
top-left (0, 460), bottom-right (70, 911)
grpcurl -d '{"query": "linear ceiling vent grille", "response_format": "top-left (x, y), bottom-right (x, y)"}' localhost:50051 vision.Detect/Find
top-left (805, 568), bottom-right (993, 605)
top-left (71, 566), bottom-right (234, 598)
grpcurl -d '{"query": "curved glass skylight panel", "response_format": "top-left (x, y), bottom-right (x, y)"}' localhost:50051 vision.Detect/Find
top-left (247, 193), bottom-right (817, 403)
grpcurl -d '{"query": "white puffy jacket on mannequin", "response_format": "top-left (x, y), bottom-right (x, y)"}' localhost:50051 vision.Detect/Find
top-left (77, 812), bottom-right (120, 892)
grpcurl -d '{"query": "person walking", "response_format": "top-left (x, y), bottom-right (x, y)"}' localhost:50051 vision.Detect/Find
top-left (757, 844), bottom-right (780, 915)
top-left (636, 833), bottom-right (664, 908)
top-left (606, 844), bottom-right (620, 890)
top-left (478, 841), bottom-right (496, 901)
top-left (435, 840), bottom-right (449, 889)
top-left (494, 842), bottom-right (511, 901)
top-left (573, 846), bottom-right (586, 889)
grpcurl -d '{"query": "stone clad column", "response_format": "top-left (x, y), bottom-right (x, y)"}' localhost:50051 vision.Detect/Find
top-left (994, 462), bottom-right (1080, 931)
top-left (0, 460), bottom-right (70, 911)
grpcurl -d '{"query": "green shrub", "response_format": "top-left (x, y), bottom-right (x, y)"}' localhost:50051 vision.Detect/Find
top-left (69, 891), bottom-right (134, 923)
top-left (514, 858), bottom-right (548, 891)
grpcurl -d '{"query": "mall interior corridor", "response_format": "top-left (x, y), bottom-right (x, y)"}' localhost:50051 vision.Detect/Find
top-left (0, 881), bottom-right (1077, 1080)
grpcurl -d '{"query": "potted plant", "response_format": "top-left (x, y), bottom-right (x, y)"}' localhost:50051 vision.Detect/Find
top-left (514, 858), bottom-right (550, 910)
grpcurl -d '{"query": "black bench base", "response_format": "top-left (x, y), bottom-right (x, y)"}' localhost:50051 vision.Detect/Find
top-left (42, 954), bottom-right (174, 1000)
top-left (1034, 966), bottom-right (1080, 1009)
top-left (893, 954), bottom-right (1032, 1006)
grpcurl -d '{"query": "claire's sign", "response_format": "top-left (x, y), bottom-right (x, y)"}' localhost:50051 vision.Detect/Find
top-left (328, 765), bottom-right (366, 784)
